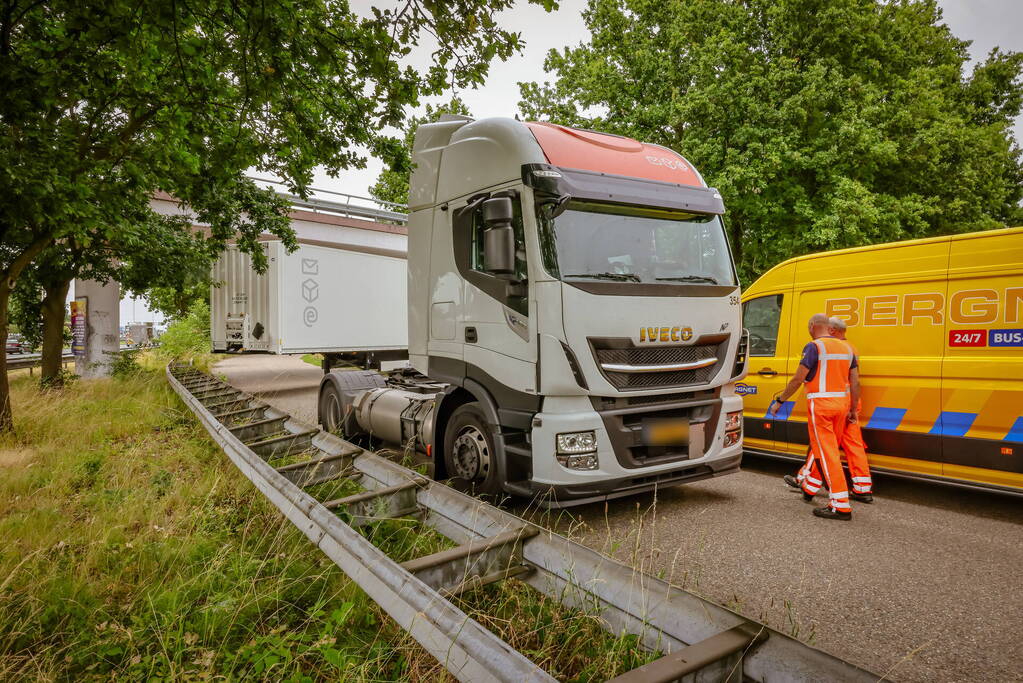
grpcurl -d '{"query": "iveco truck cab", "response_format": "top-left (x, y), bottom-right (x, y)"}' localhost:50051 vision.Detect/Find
top-left (318, 117), bottom-right (749, 505)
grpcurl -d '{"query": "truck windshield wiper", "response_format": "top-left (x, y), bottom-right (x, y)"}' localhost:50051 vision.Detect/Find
top-left (655, 275), bottom-right (719, 284)
top-left (564, 272), bottom-right (641, 282)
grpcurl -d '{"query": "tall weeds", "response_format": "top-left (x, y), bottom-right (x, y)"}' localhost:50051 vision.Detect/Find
top-left (0, 366), bottom-right (663, 680)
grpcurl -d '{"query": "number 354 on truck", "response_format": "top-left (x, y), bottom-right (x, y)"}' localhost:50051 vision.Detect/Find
top-left (318, 117), bottom-right (749, 506)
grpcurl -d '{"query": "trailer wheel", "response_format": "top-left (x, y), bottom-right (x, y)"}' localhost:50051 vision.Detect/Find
top-left (444, 403), bottom-right (501, 496)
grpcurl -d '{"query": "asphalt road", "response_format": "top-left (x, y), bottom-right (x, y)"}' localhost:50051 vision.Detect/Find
top-left (215, 353), bottom-right (1023, 682)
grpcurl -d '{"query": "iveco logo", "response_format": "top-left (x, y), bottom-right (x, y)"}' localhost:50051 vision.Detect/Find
top-left (640, 326), bottom-right (693, 343)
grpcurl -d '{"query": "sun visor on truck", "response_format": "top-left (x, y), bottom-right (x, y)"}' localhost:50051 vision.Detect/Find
top-left (521, 164), bottom-right (726, 216)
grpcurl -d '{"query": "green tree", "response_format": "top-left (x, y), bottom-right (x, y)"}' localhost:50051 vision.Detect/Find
top-left (519, 0), bottom-right (1023, 283)
top-left (370, 97), bottom-right (473, 206)
top-left (144, 281), bottom-right (212, 322)
top-left (0, 0), bottom-right (549, 430)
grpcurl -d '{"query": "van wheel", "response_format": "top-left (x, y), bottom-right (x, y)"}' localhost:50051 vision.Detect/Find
top-left (444, 403), bottom-right (501, 496)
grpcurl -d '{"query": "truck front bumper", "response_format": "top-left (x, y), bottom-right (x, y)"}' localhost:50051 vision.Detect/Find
top-left (525, 392), bottom-right (744, 507)
top-left (523, 452), bottom-right (741, 508)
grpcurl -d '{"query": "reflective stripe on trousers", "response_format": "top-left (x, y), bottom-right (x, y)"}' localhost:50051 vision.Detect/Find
top-left (804, 398), bottom-right (851, 511)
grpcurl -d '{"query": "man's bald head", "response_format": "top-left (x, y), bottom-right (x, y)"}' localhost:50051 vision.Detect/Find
top-left (828, 317), bottom-right (847, 339)
top-left (808, 313), bottom-right (831, 339)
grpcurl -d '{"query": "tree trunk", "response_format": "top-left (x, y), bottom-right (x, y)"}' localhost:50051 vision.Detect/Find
top-left (0, 279), bottom-right (12, 432)
top-left (40, 278), bottom-right (71, 386)
top-left (0, 235), bottom-right (57, 431)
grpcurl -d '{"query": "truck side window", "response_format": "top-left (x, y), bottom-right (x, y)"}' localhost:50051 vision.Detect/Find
top-left (470, 197), bottom-right (528, 283)
top-left (742, 294), bottom-right (783, 356)
top-left (452, 192), bottom-right (529, 317)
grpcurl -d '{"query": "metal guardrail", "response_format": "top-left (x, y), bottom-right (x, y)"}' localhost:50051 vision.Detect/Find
top-left (166, 363), bottom-right (877, 682)
top-left (7, 343), bottom-right (160, 372)
top-left (6, 352), bottom-right (73, 371)
top-left (247, 176), bottom-right (408, 224)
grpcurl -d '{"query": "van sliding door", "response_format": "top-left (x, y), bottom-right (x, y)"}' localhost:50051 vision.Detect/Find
top-left (792, 243), bottom-right (948, 478)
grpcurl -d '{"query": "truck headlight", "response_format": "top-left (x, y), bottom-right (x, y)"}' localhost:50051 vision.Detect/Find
top-left (724, 431), bottom-right (741, 448)
top-left (556, 430), bottom-right (597, 454)
top-left (557, 453), bottom-right (599, 470)
top-left (725, 411), bottom-right (742, 432)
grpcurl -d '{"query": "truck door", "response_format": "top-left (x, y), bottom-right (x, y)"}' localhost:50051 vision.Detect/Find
top-left (452, 191), bottom-right (538, 395)
top-left (741, 292), bottom-right (791, 452)
top-left (941, 231), bottom-right (1023, 489)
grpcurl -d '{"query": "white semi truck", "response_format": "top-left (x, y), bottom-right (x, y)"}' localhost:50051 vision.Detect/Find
top-left (318, 117), bottom-right (749, 506)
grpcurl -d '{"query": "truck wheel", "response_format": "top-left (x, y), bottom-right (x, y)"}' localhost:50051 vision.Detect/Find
top-left (319, 382), bottom-right (345, 434)
top-left (319, 382), bottom-right (359, 437)
top-left (444, 403), bottom-right (501, 496)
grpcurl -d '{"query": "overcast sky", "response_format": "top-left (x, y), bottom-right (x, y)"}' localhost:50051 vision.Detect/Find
top-left (127, 0), bottom-right (1022, 323)
top-left (299, 0), bottom-right (1023, 203)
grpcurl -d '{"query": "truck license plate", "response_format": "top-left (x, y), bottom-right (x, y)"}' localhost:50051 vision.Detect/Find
top-left (643, 419), bottom-right (689, 446)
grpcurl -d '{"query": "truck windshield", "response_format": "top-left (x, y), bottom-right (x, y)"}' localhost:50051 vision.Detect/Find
top-left (537, 200), bottom-right (736, 286)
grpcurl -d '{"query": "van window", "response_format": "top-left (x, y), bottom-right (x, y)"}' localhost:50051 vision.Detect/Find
top-left (743, 294), bottom-right (783, 356)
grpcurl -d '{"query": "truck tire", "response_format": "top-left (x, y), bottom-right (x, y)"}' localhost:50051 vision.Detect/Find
top-left (318, 381), bottom-right (351, 435)
top-left (443, 402), bottom-right (501, 496)
top-left (319, 370), bottom-right (387, 437)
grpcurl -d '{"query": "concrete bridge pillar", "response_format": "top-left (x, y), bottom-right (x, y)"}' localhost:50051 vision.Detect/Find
top-left (73, 279), bottom-right (120, 378)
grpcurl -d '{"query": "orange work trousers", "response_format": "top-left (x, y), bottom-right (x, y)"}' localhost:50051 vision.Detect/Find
top-left (799, 398), bottom-right (851, 513)
top-left (798, 400), bottom-right (873, 495)
top-left (841, 413), bottom-right (873, 495)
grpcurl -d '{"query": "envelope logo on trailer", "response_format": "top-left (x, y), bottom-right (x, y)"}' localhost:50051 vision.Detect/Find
top-left (301, 257), bottom-right (320, 327)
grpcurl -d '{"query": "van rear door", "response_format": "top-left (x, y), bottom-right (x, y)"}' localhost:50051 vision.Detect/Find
top-left (940, 230), bottom-right (1023, 489)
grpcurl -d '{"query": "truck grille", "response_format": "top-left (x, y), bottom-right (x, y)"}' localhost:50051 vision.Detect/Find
top-left (590, 338), bottom-right (724, 391)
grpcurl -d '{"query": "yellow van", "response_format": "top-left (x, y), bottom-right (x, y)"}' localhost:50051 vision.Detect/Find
top-left (739, 226), bottom-right (1023, 495)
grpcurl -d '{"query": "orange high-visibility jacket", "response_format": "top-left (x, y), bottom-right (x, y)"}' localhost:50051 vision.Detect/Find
top-left (805, 337), bottom-right (855, 410)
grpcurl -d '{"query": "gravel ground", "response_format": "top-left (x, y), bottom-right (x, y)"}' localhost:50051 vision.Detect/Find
top-left (214, 353), bottom-right (323, 424)
top-left (519, 461), bottom-right (1023, 682)
top-left (213, 353), bottom-right (1023, 682)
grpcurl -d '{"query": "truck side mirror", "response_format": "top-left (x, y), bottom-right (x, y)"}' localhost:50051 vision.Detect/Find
top-left (482, 197), bottom-right (515, 276)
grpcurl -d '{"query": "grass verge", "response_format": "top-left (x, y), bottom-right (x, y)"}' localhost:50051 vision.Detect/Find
top-left (0, 362), bottom-right (662, 680)
top-left (0, 365), bottom-right (409, 680)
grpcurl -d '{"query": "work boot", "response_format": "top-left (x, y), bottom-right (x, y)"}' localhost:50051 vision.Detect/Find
top-left (802, 490), bottom-right (815, 503)
top-left (783, 474), bottom-right (801, 490)
top-left (812, 506), bottom-right (851, 521)
top-left (850, 491), bottom-right (874, 503)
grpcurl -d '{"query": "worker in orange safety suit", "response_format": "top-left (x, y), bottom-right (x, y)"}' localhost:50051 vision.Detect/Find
top-left (769, 313), bottom-right (860, 520)
top-left (784, 317), bottom-right (874, 503)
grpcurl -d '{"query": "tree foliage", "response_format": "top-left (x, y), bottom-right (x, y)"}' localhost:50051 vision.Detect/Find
top-left (519, 0), bottom-right (1023, 283)
top-left (157, 298), bottom-right (211, 361)
top-left (0, 0), bottom-right (548, 428)
top-left (370, 97), bottom-right (473, 206)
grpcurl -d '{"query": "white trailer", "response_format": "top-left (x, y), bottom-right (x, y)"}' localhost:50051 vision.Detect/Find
top-left (211, 240), bottom-right (408, 363)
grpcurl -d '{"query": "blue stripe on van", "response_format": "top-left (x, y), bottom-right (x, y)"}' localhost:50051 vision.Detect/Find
top-left (763, 401), bottom-right (795, 421)
top-left (929, 411), bottom-right (977, 437)
top-left (1006, 417), bottom-right (1023, 443)
top-left (866, 407), bottom-right (907, 431)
